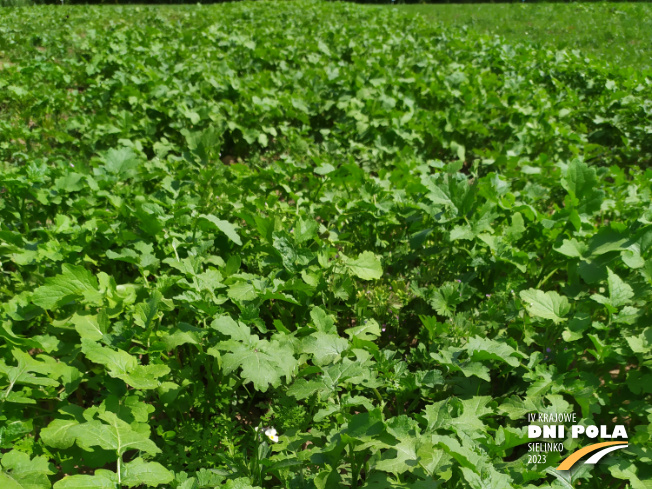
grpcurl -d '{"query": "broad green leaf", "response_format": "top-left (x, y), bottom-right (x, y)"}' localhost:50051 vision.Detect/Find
top-left (310, 307), bottom-right (336, 334)
top-left (102, 147), bottom-right (139, 176)
top-left (0, 349), bottom-right (59, 390)
top-left (272, 233), bottom-right (299, 272)
top-left (562, 313), bottom-right (591, 342)
top-left (302, 332), bottom-right (349, 366)
top-left (81, 338), bottom-right (168, 388)
top-left (430, 434), bottom-right (483, 470)
top-left (375, 435), bottom-right (420, 475)
top-left (626, 328), bottom-right (652, 355)
top-left (32, 264), bottom-right (102, 309)
top-left (121, 459), bottom-right (173, 487)
top-left (80, 340), bottom-right (136, 377)
top-left (53, 471), bottom-right (117, 489)
top-left (212, 321), bottom-right (297, 392)
top-left (621, 247), bottom-right (645, 269)
top-left (586, 229), bottom-right (633, 256)
top-left (294, 218), bottom-right (318, 243)
top-left (133, 291), bottom-right (162, 329)
top-left (343, 409), bottom-right (385, 442)
top-left (198, 215), bottom-right (242, 245)
top-left (314, 164), bottom-right (335, 175)
top-left (0, 474), bottom-right (24, 489)
top-left (422, 173), bottom-right (475, 218)
top-left (221, 342), bottom-right (296, 392)
top-left (554, 238), bottom-right (588, 258)
top-left (465, 337), bottom-right (523, 367)
top-left (40, 419), bottom-right (80, 450)
top-left (627, 370), bottom-right (652, 395)
top-left (430, 348), bottom-right (490, 382)
top-left (428, 283), bottom-right (460, 318)
top-left (561, 159), bottom-right (604, 215)
top-left (121, 364), bottom-right (171, 390)
top-left (344, 251), bottom-right (383, 281)
top-left (70, 312), bottom-right (107, 342)
top-left (227, 281), bottom-right (257, 302)
top-left (287, 378), bottom-right (330, 400)
top-left (345, 319), bottom-right (381, 341)
top-left (460, 465), bottom-right (515, 489)
top-left (287, 361), bottom-right (367, 400)
top-left (590, 267), bottom-right (634, 310)
top-left (447, 397), bottom-right (494, 439)
top-left (0, 450), bottom-right (54, 489)
top-left (423, 400), bottom-right (450, 432)
top-left (212, 315), bottom-right (250, 342)
top-left (223, 478), bottom-right (263, 489)
top-left (519, 288), bottom-right (570, 324)
top-left (160, 328), bottom-right (200, 350)
top-left (69, 412), bottom-right (160, 456)
top-left (177, 479), bottom-right (199, 489)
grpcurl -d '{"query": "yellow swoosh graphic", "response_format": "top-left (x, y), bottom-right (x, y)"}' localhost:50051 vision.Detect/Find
top-left (557, 441), bottom-right (628, 470)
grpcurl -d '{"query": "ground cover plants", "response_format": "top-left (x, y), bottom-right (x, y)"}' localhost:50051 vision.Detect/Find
top-left (1, 1), bottom-right (651, 488)
top-left (395, 1), bottom-right (652, 74)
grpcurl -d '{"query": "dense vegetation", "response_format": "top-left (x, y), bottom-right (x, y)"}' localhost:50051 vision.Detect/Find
top-left (396, 1), bottom-right (652, 73)
top-left (1, 1), bottom-right (651, 488)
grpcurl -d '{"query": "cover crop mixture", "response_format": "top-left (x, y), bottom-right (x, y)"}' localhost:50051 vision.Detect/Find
top-left (0, 2), bottom-right (651, 488)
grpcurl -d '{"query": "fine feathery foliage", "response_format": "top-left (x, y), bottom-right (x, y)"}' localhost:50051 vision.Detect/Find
top-left (1, 1), bottom-right (651, 488)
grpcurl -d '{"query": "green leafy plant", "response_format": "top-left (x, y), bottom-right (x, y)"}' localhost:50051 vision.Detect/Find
top-left (1, 2), bottom-right (651, 488)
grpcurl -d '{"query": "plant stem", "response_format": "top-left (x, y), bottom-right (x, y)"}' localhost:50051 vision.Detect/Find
top-left (537, 266), bottom-right (560, 289)
top-left (350, 444), bottom-right (360, 488)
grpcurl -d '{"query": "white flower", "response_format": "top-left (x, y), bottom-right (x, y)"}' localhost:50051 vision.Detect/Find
top-left (255, 426), bottom-right (279, 443)
top-left (264, 427), bottom-right (279, 443)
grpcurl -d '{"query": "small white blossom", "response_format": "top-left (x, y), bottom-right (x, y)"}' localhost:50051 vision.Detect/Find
top-left (256, 426), bottom-right (279, 442)
top-left (264, 427), bottom-right (278, 443)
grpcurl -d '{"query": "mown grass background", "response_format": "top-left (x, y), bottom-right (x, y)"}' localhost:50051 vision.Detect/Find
top-left (394, 2), bottom-right (652, 72)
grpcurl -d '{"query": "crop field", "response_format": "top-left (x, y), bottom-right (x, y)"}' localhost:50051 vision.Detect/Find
top-left (0, 1), bottom-right (651, 488)
top-left (396, 2), bottom-right (652, 73)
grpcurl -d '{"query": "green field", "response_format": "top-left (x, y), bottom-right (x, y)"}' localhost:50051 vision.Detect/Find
top-left (1, 1), bottom-right (651, 489)
top-left (396, 2), bottom-right (652, 73)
